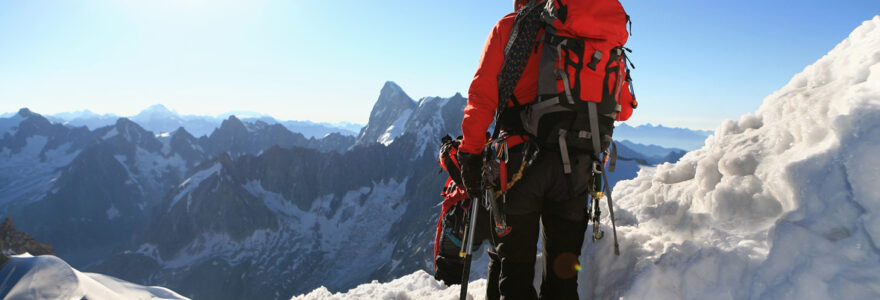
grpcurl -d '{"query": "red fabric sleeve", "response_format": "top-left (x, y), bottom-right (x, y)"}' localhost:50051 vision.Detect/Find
top-left (460, 14), bottom-right (515, 154)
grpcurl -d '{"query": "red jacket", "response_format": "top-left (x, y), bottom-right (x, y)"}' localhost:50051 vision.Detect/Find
top-left (460, 12), bottom-right (543, 154)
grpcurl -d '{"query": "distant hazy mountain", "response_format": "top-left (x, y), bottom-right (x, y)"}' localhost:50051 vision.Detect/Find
top-left (42, 104), bottom-right (363, 139)
top-left (329, 121), bottom-right (364, 134)
top-left (614, 123), bottom-right (712, 150)
top-left (616, 140), bottom-right (687, 165)
top-left (46, 109), bottom-right (119, 130)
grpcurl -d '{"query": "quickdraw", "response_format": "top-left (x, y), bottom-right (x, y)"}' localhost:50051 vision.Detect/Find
top-left (479, 134), bottom-right (540, 237)
top-left (482, 134), bottom-right (539, 199)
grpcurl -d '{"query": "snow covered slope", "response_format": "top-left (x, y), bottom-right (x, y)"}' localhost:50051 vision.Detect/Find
top-left (596, 15), bottom-right (880, 300)
top-left (0, 109), bottom-right (92, 208)
top-left (0, 254), bottom-right (187, 300)
top-left (294, 15), bottom-right (880, 300)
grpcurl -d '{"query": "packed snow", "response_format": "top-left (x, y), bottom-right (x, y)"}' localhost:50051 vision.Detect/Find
top-left (292, 16), bottom-right (880, 300)
top-left (0, 254), bottom-right (187, 300)
top-left (292, 270), bottom-right (489, 300)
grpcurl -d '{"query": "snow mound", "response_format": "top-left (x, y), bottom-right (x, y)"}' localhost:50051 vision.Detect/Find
top-left (0, 253), bottom-right (187, 300)
top-left (581, 15), bottom-right (880, 299)
top-left (292, 270), bottom-right (488, 300)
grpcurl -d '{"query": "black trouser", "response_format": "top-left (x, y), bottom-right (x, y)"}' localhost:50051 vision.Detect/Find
top-left (489, 148), bottom-right (593, 300)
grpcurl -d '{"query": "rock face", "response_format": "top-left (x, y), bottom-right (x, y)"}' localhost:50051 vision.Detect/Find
top-left (356, 81), bottom-right (417, 146)
top-left (0, 217), bottom-right (54, 266)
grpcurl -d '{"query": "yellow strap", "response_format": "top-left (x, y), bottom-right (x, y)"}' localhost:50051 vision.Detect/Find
top-left (494, 154), bottom-right (529, 199)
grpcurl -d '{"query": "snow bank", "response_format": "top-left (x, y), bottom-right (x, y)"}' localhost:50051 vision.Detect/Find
top-left (0, 254), bottom-right (187, 300)
top-left (582, 15), bottom-right (880, 299)
top-left (292, 16), bottom-right (880, 300)
top-left (292, 270), bottom-right (488, 300)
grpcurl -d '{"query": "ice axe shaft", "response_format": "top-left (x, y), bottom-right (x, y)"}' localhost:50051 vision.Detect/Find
top-left (459, 197), bottom-right (479, 300)
top-left (600, 166), bottom-right (621, 255)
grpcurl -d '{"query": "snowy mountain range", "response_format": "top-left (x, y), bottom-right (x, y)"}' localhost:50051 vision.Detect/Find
top-left (44, 104), bottom-right (362, 139)
top-left (0, 109), bottom-right (355, 269)
top-left (293, 15), bottom-right (880, 300)
top-left (69, 82), bottom-right (677, 299)
top-left (1, 92), bottom-right (692, 298)
top-left (3, 75), bottom-right (695, 300)
top-left (0, 80), bottom-right (688, 299)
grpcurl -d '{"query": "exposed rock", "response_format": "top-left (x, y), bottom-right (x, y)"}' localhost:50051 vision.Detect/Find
top-left (0, 217), bottom-right (55, 266)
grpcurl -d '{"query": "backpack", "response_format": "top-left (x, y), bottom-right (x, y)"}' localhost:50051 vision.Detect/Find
top-left (433, 135), bottom-right (470, 265)
top-left (499, 0), bottom-right (636, 160)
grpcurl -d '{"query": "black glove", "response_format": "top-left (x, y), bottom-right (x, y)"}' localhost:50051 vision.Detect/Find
top-left (457, 151), bottom-right (483, 198)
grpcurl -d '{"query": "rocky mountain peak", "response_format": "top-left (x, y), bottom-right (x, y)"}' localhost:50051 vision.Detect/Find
top-left (172, 127), bottom-right (194, 140)
top-left (450, 92), bottom-right (465, 102)
top-left (93, 118), bottom-right (164, 155)
top-left (16, 108), bottom-right (35, 118)
top-left (356, 82), bottom-right (417, 146)
top-left (113, 118), bottom-right (151, 140)
top-left (375, 81), bottom-right (415, 111)
top-left (6, 109), bottom-right (56, 140)
top-left (217, 115), bottom-right (248, 135)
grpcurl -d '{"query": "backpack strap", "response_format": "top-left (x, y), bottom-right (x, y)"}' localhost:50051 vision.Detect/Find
top-left (494, 1), bottom-right (543, 138)
top-left (587, 102), bottom-right (602, 160)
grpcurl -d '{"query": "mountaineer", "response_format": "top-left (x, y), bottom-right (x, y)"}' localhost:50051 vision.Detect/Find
top-left (457, 0), bottom-right (637, 298)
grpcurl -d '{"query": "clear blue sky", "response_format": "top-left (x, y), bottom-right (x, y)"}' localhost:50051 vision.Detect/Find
top-left (1, 0), bottom-right (878, 129)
